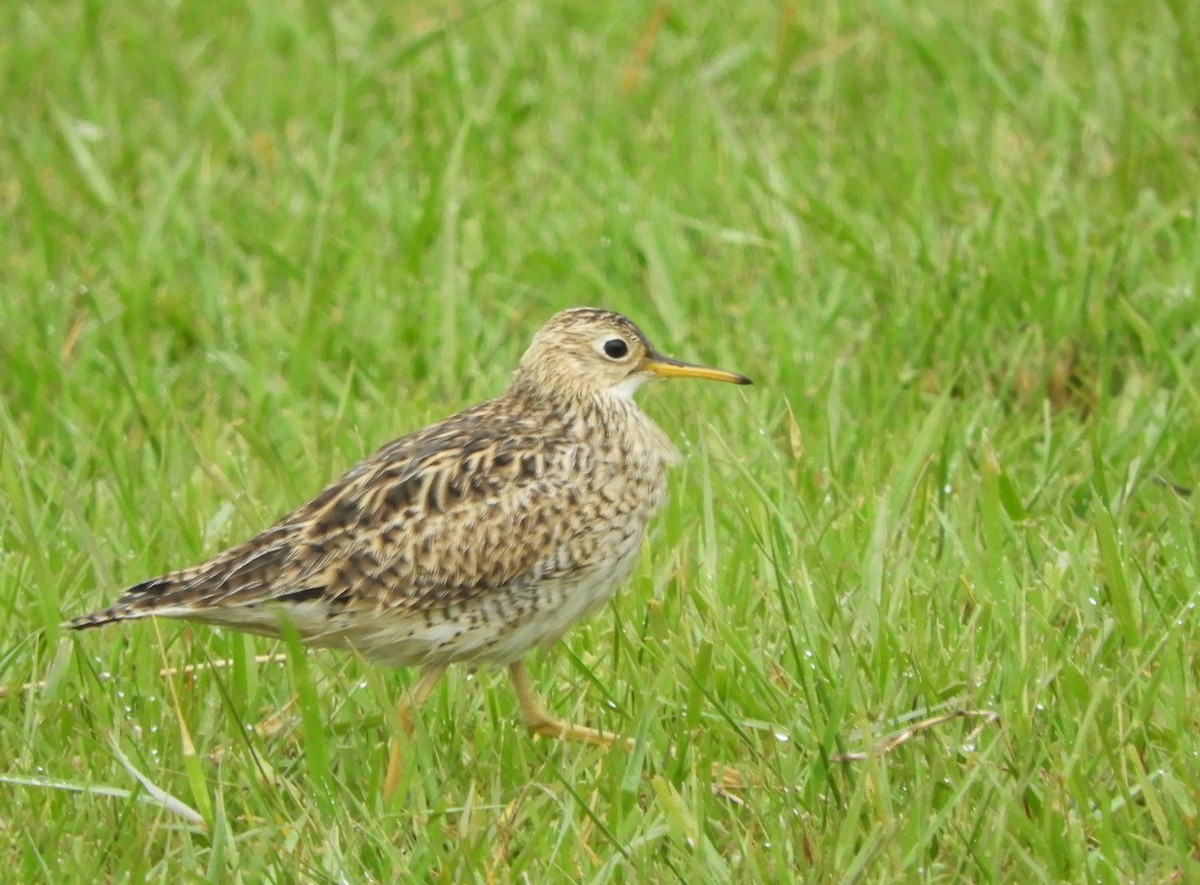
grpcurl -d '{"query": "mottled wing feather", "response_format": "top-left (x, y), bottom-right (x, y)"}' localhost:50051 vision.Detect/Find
top-left (82, 399), bottom-right (570, 627)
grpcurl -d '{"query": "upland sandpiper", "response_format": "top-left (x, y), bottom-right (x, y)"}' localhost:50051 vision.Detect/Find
top-left (71, 307), bottom-right (751, 794)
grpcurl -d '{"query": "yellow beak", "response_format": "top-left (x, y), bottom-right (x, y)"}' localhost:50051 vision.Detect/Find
top-left (641, 353), bottom-right (752, 385)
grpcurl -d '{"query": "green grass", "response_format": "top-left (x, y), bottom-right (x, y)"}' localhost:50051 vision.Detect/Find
top-left (2, 0), bottom-right (1198, 880)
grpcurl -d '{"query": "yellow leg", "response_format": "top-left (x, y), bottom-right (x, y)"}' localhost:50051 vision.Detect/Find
top-left (509, 661), bottom-right (746, 791)
top-left (383, 664), bottom-right (447, 800)
top-left (508, 660), bottom-right (633, 749)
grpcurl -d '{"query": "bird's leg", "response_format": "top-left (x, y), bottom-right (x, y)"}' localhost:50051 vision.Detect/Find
top-left (383, 664), bottom-right (447, 799)
top-left (508, 660), bottom-right (633, 749)
top-left (509, 661), bottom-right (747, 792)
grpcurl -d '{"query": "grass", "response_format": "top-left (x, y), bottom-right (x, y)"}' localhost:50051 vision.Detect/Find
top-left (2, 0), bottom-right (1198, 880)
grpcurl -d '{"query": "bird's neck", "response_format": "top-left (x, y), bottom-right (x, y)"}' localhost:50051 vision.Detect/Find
top-left (502, 385), bottom-right (680, 467)
top-left (504, 381), bottom-right (632, 423)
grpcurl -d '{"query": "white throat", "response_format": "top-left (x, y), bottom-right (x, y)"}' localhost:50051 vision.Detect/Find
top-left (607, 373), bottom-right (650, 401)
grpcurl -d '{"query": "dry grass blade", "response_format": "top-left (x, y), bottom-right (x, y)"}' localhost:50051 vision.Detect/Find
top-left (621, 4), bottom-right (669, 95)
top-left (831, 710), bottom-right (1001, 762)
top-left (0, 653), bottom-right (291, 699)
top-left (109, 739), bottom-right (206, 827)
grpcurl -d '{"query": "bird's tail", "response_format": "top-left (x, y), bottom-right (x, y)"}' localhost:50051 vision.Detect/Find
top-left (66, 576), bottom-right (183, 630)
top-left (67, 605), bottom-right (147, 630)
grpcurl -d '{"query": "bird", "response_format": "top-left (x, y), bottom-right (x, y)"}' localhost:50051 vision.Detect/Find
top-left (70, 307), bottom-right (751, 795)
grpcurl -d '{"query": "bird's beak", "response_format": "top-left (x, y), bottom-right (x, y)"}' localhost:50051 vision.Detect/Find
top-left (640, 352), bottom-right (752, 385)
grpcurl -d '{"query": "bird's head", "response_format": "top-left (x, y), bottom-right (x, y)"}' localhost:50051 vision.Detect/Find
top-left (511, 307), bottom-right (751, 401)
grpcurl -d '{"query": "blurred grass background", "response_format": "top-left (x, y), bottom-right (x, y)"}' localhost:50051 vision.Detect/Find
top-left (1, 0), bottom-right (1198, 880)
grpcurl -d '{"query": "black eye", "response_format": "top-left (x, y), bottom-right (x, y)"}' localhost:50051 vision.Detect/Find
top-left (603, 339), bottom-right (629, 359)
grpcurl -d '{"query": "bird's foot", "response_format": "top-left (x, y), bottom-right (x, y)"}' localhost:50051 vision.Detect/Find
top-left (520, 709), bottom-right (635, 750)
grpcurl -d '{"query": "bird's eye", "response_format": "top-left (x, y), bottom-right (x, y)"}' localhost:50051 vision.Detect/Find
top-left (602, 339), bottom-right (629, 359)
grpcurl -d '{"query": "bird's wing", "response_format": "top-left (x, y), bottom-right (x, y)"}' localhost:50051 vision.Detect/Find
top-left (77, 399), bottom-right (581, 627)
